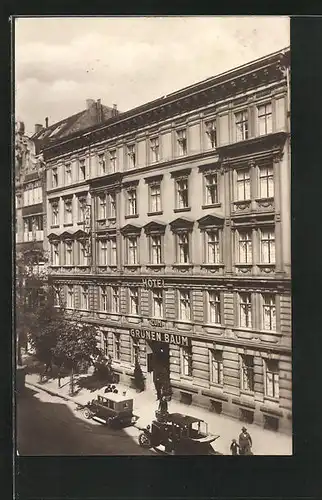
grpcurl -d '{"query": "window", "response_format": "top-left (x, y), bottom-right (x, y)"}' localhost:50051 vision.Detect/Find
top-left (239, 293), bottom-right (252, 328)
top-left (210, 350), bottom-right (223, 385)
top-left (52, 168), bottom-right (58, 187)
top-left (259, 165), bottom-right (274, 198)
top-left (51, 242), bottom-right (59, 266)
top-left (67, 285), bottom-right (74, 309)
top-left (238, 230), bottom-right (252, 264)
top-left (205, 120), bottom-right (217, 148)
top-left (65, 163), bottom-right (72, 185)
top-left (100, 286), bottom-right (108, 312)
top-left (204, 172), bottom-right (218, 205)
top-left (150, 234), bottom-right (162, 264)
top-left (98, 153), bottom-right (106, 174)
top-left (178, 290), bottom-right (191, 321)
top-left (34, 215), bottom-right (43, 231)
top-left (176, 178), bottom-right (189, 208)
top-left (111, 286), bottom-right (120, 313)
top-left (240, 355), bottom-right (254, 392)
top-left (109, 150), bottom-right (117, 172)
top-left (81, 285), bottom-right (89, 310)
top-left (206, 230), bottom-right (220, 264)
top-left (260, 229), bottom-right (275, 264)
top-left (51, 202), bottom-right (59, 226)
top-left (181, 346), bottom-right (192, 376)
top-left (64, 240), bottom-right (73, 266)
top-left (236, 170), bottom-right (251, 201)
top-left (258, 103), bottom-right (272, 136)
top-left (110, 237), bottom-right (117, 266)
top-left (64, 198), bottom-right (73, 224)
top-left (98, 194), bottom-right (106, 220)
top-left (208, 291), bottom-right (221, 324)
top-left (265, 359), bottom-right (279, 399)
top-left (176, 129), bottom-right (187, 156)
top-left (79, 159), bottom-right (86, 180)
top-left (149, 183), bottom-right (161, 213)
top-left (108, 193), bottom-right (116, 219)
top-left (77, 197), bottom-right (86, 223)
top-left (150, 137), bottom-right (160, 162)
top-left (152, 289), bottom-right (163, 318)
top-left (79, 240), bottom-right (88, 265)
top-left (235, 110), bottom-right (249, 141)
top-left (262, 294), bottom-right (276, 331)
top-left (177, 232), bottom-right (190, 263)
top-left (99, 239), bottom-right (108, 266)
top-left (127, 144), bottom-right (136, 168)
top-left (129, 287), bottom-right (139, 315)
top-left (131, 338), bottom-right (140, 364)
top-left (103, 332), bottom-right (109, 357)
top-left (127, 188), bottom-right (137, 216)
top-left (53, 286), bottom-right (61, 307)
top-left (127, 236), bottom-right (138, 265)
top-left (113, 332), bottom-right (121, 360)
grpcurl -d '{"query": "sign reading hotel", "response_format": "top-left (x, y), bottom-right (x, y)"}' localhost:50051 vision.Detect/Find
top-left (142, 278), bottom-right (164, 289)
top-left (130, 328), bottom-right (189, 346)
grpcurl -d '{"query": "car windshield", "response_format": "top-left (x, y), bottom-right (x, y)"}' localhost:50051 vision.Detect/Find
top-left (191, 420), bottom-right (208, 436)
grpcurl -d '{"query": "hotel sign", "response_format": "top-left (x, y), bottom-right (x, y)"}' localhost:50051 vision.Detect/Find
top-left (129, 328), bottom-right (190, 346)
top-left (142, 278), bottom-right (164, 289)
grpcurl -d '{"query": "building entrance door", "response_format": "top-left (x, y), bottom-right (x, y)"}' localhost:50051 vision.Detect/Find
top-left (145, 341), bottom-right (170, 395)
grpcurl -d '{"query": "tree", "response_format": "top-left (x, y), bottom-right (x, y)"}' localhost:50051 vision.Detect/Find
top-left (52, 316), bottom-right (103, 395)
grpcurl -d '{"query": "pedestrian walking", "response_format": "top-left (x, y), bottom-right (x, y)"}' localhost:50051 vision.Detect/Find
top-left (230, 439), bottom-right (240, 455)
top-left (158, 395), bottom-right (168, 415)
top-left (238, 426), bottom-right (253, 455)
top-left (154, 374), bottom-right (162, 400)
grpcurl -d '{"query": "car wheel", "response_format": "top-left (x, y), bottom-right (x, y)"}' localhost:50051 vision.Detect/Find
top-left (138, 432), bottom-right (151, 449)
top-left (106, 417), bottom-right (114, 427)
top-left (83, 407), bottom-right (92, 419)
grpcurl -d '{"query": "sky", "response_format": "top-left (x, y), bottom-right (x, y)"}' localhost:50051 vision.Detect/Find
top-left (14, 16), bottom-right (290, 137)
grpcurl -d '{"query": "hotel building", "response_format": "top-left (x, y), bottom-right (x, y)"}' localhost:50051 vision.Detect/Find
top-left (40, 48), bottom-right (291, 433)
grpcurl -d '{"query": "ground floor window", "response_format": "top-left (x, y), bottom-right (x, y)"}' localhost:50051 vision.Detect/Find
top-left (210, 350), bottom-right (223, 385)
top-left (180, 345), bottom-right (192, 377)
top-left (240, 354), bottom-right (254, 392)
top-left (264, 359), bottom-right (279, 399)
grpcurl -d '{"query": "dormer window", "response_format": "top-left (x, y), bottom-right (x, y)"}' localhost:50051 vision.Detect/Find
top-left (205, 120), bottom-right (217, 149)
top-left (176, 129), bottom-right (187, 156)
top-left (127, 144), bottom-right (136, 169)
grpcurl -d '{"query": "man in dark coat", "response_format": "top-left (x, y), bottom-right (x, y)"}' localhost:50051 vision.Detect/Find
top-left (238, 426), bottom-right (252, 455)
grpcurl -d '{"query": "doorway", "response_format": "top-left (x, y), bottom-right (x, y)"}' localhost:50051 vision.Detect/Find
top-left (145, 341), bottom-right (170, 393)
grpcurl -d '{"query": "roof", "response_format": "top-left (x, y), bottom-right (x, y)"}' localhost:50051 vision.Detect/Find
top-left (167, 413), bottom-right (203, 426)
top-left (97, 391), bottom-right (132, 403)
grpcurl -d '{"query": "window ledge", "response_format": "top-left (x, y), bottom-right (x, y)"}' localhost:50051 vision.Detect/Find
top-left (125, 214), bottom-right (139, 219)
top-left (63, 223), bottom-right (73, 227)
top-left (180, 375), bottom-right (193, 382)
top-left (147, 211), bottom-right (163, 216)
top-left (240, 390), bottom-right (255, 398)
top-left (264, 396), bottom-right (280, 405)
top-left (96, 218), bottom-right (106, 223)
top-left (77, 221), bottom-right (84, 226)
top-left (146, 263), bottom-right (166, 268)
top-left (257, 263), bottom-right (275, 267)
top-left (175, 319), bottom-right (193, 326)
top-left (50, 225), bottom-right (59, 229)
top-left (174, 207), bottom-right (191, 213)
top-left (107, 217), bottom-right (116, 222)
top-left (233, 199), bottom-right (251, 205)
top-left (255, 197), bottom-right (274, 203)
top-left (201, 203), bottom-right (221, 210)
top-left (201, 263), bottom-right (224, 268)
top-left (124, 264), bottom-right (141, 268)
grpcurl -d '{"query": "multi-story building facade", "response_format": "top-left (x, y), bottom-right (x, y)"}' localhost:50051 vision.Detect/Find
top-left (41, 48), bottom-right (291, 433)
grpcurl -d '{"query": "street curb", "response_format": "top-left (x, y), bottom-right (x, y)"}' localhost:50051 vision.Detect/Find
top-left (25, 381), bottom-right (84, 406)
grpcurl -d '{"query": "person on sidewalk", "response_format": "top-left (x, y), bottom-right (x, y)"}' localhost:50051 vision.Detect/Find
top-left (154, 374), bottom-right (162, 400)
top-left (238, 426), bottom-right (253, 455)
top-left (230, 439), bottom-right (240, 455)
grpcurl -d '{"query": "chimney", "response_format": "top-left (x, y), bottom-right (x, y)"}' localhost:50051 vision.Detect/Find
top-left (45, 117), bottom-right (49, 128)
top-left (112, 104), bottom-right (118, 117)
top-left (86, 99), bottom-right (95, 109)
top-left (96, 99), bottom-right (102, 122)
top-left (35, 124), bottom-right (43, 134)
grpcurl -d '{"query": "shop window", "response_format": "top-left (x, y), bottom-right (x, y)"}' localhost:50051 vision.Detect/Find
top-left (239, 408), bottom-right (254, 424)
top-left (264, 415), bottom-right (279, 431)
top-left (210, 400), bottom-right (222, 414)
top-left (180, 392), bottom-right (192, 405)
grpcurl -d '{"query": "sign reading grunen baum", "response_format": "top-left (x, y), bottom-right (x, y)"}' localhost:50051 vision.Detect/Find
top-left (129, 328), bottom-right (190, 346)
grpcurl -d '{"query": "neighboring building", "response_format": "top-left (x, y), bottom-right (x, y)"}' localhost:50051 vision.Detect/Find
top-left (41, 49), bottom-right (291, 433)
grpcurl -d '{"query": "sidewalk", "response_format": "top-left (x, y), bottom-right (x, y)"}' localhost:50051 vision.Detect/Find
top-left (25, 372), bottom-right (292, 456)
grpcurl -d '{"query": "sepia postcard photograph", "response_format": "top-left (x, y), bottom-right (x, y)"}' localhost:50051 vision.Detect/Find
top-left (14, 15), bottom-right (291, 458)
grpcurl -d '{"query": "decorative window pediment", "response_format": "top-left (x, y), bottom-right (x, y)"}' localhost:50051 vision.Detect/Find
top-left (143, 220), bottom-right (166, 234)
top-left (197, 213), bottom-right (224, 228)
top-left (60, 230), bottom-right (74, 239)
top-left (48, 232), bottom-right (60, 241)
top-left (170, 216), bottom-right (194, 232)
top-left (74, 229), bottom-right (88, 239)
top-left (170, 168), bottom-right (191, 179)
top-left (120, 223), bottom-right (142, 235)
top-left (144, 174), bottom-right (163, 184)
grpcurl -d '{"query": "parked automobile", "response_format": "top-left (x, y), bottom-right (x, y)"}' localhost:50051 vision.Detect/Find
top-left (82, 391), bottom-right (136, 428)
top-left (138, 412), bottom-right (221, 455)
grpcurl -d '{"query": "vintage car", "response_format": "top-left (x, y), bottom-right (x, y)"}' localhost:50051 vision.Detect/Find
top-left (138, 412), bottom-right (221, 455)
top-left (82, 391), bottom-right (136, 428)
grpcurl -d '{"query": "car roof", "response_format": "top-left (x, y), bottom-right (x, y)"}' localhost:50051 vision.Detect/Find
top-left (97, 392), bottom-right (132, 403)
top-left (167, 413), bottom-right (203, 426)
